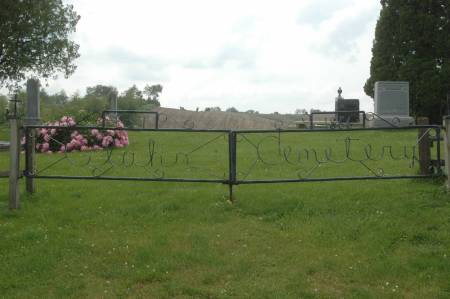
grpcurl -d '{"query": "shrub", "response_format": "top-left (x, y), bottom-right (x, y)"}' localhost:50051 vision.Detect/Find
top-left (35, 116), bottom-right (129, 154)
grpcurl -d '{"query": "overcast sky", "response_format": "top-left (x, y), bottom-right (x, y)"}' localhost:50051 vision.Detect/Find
top-left (45, 0), bottom-right (380, 113)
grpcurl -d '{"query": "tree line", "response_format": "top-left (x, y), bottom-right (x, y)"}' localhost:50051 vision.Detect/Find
top-left (0, 84), bottom-right (162, 125)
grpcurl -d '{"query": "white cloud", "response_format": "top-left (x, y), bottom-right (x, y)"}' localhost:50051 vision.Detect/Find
top-left (41, 0), bottom-right (381, 113)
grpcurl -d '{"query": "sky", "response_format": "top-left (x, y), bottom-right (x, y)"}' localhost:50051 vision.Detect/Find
top-left (44, 0), bottom-right (381, 113)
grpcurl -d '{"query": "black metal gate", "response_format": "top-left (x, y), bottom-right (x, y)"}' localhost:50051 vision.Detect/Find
top-left (22, 124), bottom-right (443, 200)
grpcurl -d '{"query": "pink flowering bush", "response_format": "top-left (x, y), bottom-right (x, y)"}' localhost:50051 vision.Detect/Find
top-left (35, 116), bottom-right (129, 154)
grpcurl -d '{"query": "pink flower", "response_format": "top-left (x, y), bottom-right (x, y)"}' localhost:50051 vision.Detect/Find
top-left (102, 136), bottom-right (113, 147)
top-left (75, 134), bottom-right (83, 141)
top-left (80, 145), bottom-right (89, 152)
top-left (114, 139), bottom-right (122, 147)
top-left (96, 133), bottom-right (103, 141)
top-left (106, 130), bottom-right (115, 136)
top-left (60, 145), bottom-right (66, 152)
top-left (50, 129), bottom-right (57, 135)
top-left (42, 143), bottom-right (50, 152)
top-left (36, 143), bottom-right (41, 150)
top-left (40, 128), bottom-right (48, 135)
top-left (68, 120), bottom-right (76, 127)
top-left (43, 134), bottom-right (51, 142)
top-left (91, 129), bottom-right (99, 136)
top-left (70, 139), bottom-right (81, 149)
top-left (66, 143), bottom-right (74, 151)
top-left (61, 116), bottom-right (68, 122)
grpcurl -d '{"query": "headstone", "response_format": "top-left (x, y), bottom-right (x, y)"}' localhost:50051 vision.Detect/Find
top-left (25, 79), bottom-right (41, 125)
top-left (109, 91), bottom-right (118, 121)
top-left (109, 92), bottom-right (117, 111)
top-left (370, 81), bottom-right (414, 127)
top-left (334, 87), bottom-right (360, 122)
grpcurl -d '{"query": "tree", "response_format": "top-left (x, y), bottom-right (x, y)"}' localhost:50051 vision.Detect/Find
top-left (295, 108), bottom-right (307, 115)
top-left (86, 85), bottom-right (118, 99)
top-left (226, 107), bottom-right (238, 113)
top-left (122, 85), bottom-right (144, 102)
top-left (143, 84), bottom-right (163, 106)
top-left (0, 0), bottom-right (80, 89)
top-left (41, 89), bottom-right (68, 105)
top-left (364, 1), bottom-right (450, 123)
top-left (245, 109), bottom-right (259, 114)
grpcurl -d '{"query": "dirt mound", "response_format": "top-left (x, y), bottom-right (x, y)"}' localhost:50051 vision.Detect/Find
top-left (153, 107), bottom-right (286, 130)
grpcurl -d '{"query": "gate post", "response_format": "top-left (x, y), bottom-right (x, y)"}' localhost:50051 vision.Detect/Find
top-left (444, 116), bottom-right (450, 189)
top-left (228, 131), bottom-right (237, 202)
top-left (24, 79), bottom-right (40, 193)
top-left (417, 117), bottom-right (431, 175)
top-left (8, 98), bottom-right (20, 209)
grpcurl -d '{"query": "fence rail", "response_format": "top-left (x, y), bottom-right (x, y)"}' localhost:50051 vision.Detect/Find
top-left (19, 124), bottom-right (443, 202)
top-left (303, 111), bottom-right (410, 129)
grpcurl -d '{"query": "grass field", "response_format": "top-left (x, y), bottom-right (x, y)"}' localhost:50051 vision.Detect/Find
top-left (1, 126), bottom-right (450, 298)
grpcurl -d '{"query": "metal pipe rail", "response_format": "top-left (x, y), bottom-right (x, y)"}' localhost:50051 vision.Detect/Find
top-left (20, 124), bottom-right (443, 201)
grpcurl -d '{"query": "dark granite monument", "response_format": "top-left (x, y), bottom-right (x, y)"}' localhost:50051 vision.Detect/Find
top-left (334, 87), bottom-right (360, 123)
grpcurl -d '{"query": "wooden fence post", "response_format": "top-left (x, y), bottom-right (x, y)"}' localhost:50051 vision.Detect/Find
top-left (25, 79), bottom-right (40, 193)
top-left (417, 117), bottom-right (431, 175)
top-left (444, 116), bottom-right (450, 189)
top-left (8, 103), bottom-right (20, 209)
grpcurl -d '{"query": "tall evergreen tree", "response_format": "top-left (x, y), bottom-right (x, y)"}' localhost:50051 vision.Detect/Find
top-left (364, 0), bottom-right (450, 123)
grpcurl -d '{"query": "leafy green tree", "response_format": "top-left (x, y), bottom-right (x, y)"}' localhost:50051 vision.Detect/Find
top-left (86, 85), bottom-right (118, 99)
top-left (39, 89), bottom-right (68, 120)
top-left (122, 85), bottom-right (144, 102)
top-left (143, 84), bottom-right (162, 107)
top-left (0, 0), bottom-right (80, 89)
top-left (117, 85), bottom-right (145, 127)
top-left (41, 89), bottom-right (68, 105)
top-left (245, 109), bottom-right (259, 114)
top-left (226, 107), bottom-right (238, 113)
top-left (364, 0), bottom-right (450, 123)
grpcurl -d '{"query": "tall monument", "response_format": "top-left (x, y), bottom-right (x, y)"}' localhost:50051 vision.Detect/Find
top-left (370, 81), bottom-right (414, 127)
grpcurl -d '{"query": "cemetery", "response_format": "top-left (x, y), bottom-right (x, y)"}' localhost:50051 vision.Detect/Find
top-left (0, 79), bottom-right (449, 297)
top-left (1, 1), bottom-right (449, 298)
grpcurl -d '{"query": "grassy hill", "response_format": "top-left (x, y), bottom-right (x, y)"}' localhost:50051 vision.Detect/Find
top-left (153, 107), bottom-right (288, 130)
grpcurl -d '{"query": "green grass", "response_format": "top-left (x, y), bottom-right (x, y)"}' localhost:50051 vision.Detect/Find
top-left (0, 127), bottom-right (450, 298)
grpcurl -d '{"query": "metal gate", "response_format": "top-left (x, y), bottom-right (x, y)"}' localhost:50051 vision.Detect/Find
top-left (21, 124), bottom-right (443, 202)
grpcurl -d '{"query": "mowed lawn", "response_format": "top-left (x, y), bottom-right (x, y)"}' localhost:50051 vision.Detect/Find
top-left (0, 126), bottom-right (450, 298)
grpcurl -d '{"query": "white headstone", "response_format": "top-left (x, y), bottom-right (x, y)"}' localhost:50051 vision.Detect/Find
top-left (374, 81), bottom-right (409, 116)
top-left (369, 81), bottom-right (414, 127)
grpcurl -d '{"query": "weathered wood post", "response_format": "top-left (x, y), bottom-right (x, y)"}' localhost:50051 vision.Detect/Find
top-left (417, 117), bottom-right (431, 175)
top-left (24, 79), bottom-right (40, 193)
top-left (8, 97), bottom-right (20, 209)
top-left (443, 116), bottom-right (450, 189)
